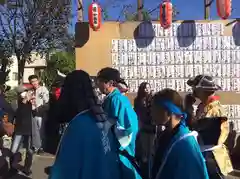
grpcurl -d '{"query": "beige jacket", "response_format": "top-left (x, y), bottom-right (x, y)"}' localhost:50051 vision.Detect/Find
top-left (196, 99), bottom-right (233, 176)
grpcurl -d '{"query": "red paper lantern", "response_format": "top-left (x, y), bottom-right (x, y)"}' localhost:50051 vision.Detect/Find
top-left (159, 1), bottom-right (173, 29)
top-left (88, 2), bottom-right (102, 31)
top-left (216, 0), bottom-right (231, 19)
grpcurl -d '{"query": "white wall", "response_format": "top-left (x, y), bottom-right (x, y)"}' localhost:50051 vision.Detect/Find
top-left (25, 53), bottom-right (47, 67)
top-left (23, 68), bottom-right (35, 83)
top-left (5, 53), bottom-right (46, 88)
top-left (6, 56), bottom-right (18, 87)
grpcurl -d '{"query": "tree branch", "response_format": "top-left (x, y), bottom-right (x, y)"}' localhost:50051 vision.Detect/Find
top-left (0, 0), bottom-right (72, 83)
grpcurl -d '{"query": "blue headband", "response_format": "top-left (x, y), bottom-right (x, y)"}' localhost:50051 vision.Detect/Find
top-left (158, 100), bottom-right (187, 124)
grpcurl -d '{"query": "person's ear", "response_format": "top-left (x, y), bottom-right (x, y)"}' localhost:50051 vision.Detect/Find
top-left (167, 115), bottom-right (172, 122)
top-left (108, 80), bottom-right (114, 86)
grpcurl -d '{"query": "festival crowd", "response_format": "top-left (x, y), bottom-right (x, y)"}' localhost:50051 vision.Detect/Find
top-left (0, 67), bottom-right (236, 179)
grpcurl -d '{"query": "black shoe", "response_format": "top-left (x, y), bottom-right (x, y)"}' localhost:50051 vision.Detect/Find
top-left (44, 166), bottom-right (52, 175)
top-left (22, 168), bottom-right (32, 176)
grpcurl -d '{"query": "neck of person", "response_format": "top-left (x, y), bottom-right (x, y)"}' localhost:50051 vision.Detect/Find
top-left (166, 118), bottom-right (181, 131)
top-left (107, 86), bottom-right (116, 94)
top-left (34, 85), bottom-right (40, 90)
top-left (200, 93), bottom-right (215, 105)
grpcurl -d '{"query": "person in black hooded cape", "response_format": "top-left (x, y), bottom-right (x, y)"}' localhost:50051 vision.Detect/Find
top-left (44, 74), bottom-right (65, 154)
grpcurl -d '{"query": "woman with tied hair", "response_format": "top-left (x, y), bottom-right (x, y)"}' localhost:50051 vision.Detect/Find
top-left (49, 70), bottom-right (134, 179)
top-left (151, 88), bottom-right (209, 179)
top-left (97, 67), bottom-right (141, 179)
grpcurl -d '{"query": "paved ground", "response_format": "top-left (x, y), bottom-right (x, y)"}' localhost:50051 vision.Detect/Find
top-left (7, 154), bottom-right (240, 179)
top-left (8, 154), bottom-right (54, 179)
top-left (2, 136), bottom-right (240, 179)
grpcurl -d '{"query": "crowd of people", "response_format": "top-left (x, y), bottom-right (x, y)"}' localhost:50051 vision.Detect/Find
top-left (0, 75), bottom-right (49, 178)
top-left (0, 67), bottom-right (236, 179)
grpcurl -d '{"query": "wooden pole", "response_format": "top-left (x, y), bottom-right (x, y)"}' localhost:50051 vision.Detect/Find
top-left (137, 0), bottom-right (143, 21)
top-left (204, 0), bottom-right (211, 20)
top-left (77, 0), bottom-right (84, 22)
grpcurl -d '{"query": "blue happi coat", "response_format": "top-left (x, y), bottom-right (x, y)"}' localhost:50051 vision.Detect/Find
top-left (103, 89), bottom-right (141, 179)
top-left (49, 110), bottom-right (122, 179)
top-left (155, 124), bottom-right (209, 179)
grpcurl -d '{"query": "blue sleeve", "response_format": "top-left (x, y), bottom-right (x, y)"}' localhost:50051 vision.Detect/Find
top-left (110, 96), bottom-right (132, 130)
top-left (168, 140), bottom-right (209, 179)
top-left (49, 120), bottom-right (84, 179)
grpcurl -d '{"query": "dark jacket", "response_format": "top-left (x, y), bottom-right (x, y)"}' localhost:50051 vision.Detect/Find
top-left (134, 98), bottom-right (150, 124)
top-left (134, 97), bottom-right (155, 133)
top-left (14, 101), bottom-right (32, 135)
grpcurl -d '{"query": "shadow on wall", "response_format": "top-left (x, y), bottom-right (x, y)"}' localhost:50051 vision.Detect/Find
top-left (134, 21), bottom-right (155, 48)
top-left (75, 22), bottom-right (90, 48)
top-left (177, 20), bottom-right (196, 47)
top-left (232, 21), bottom-right (240, 46)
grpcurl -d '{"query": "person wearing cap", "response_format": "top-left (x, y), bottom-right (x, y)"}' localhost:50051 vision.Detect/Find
top-left (97, 67), bottom-right (141, 179)
top-left (8, 85), bottom-right (34, 176)
top-left (151, 88), bottom-right (209, 179)
top-left (49, 70), bottom-right (131, 179)
top-left (186, 75), bottom-right (233, 178)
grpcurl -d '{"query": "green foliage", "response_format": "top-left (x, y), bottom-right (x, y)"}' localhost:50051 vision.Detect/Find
top-left (103, 3), bottom-right (179, 21)
top-left (0, 0), bottom-right (72, 84)
top-left (0, 40), bottom-right (12, 85)
top-left (4, 89), bottom-right (17, 103)
top-left (42, 51), bottom-right (75, 88)
top-left (102, 8), bottom-right (109, 20)
top-left (124, 10), bottom-right (151, 21)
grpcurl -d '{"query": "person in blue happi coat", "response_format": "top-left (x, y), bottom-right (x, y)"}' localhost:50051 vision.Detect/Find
top-left (151, 88), bottom-right (209, 179)
top-left (96, 67), bottom-right (141, 179)
top-left (49, 70), bottom-right (135, 179)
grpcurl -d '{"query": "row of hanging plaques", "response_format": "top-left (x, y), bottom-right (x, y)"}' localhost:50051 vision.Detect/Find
top-left (112, 36), bottom-right (240, 52)
top-left (123, 79), bottom-right (240, 92)
top-left (112, 51), bottom-right (240, 65)
top-left (113, 65), bottom-right (240, 79)
top-left (136, 23), bottom-right (225, 37)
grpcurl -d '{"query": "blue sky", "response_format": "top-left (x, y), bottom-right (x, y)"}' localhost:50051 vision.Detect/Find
top-left (71, 0), bottom-right (240, 31)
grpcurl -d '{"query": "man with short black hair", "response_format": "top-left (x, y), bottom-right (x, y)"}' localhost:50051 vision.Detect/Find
top-left (28, 75), bottom-right (49, 154)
